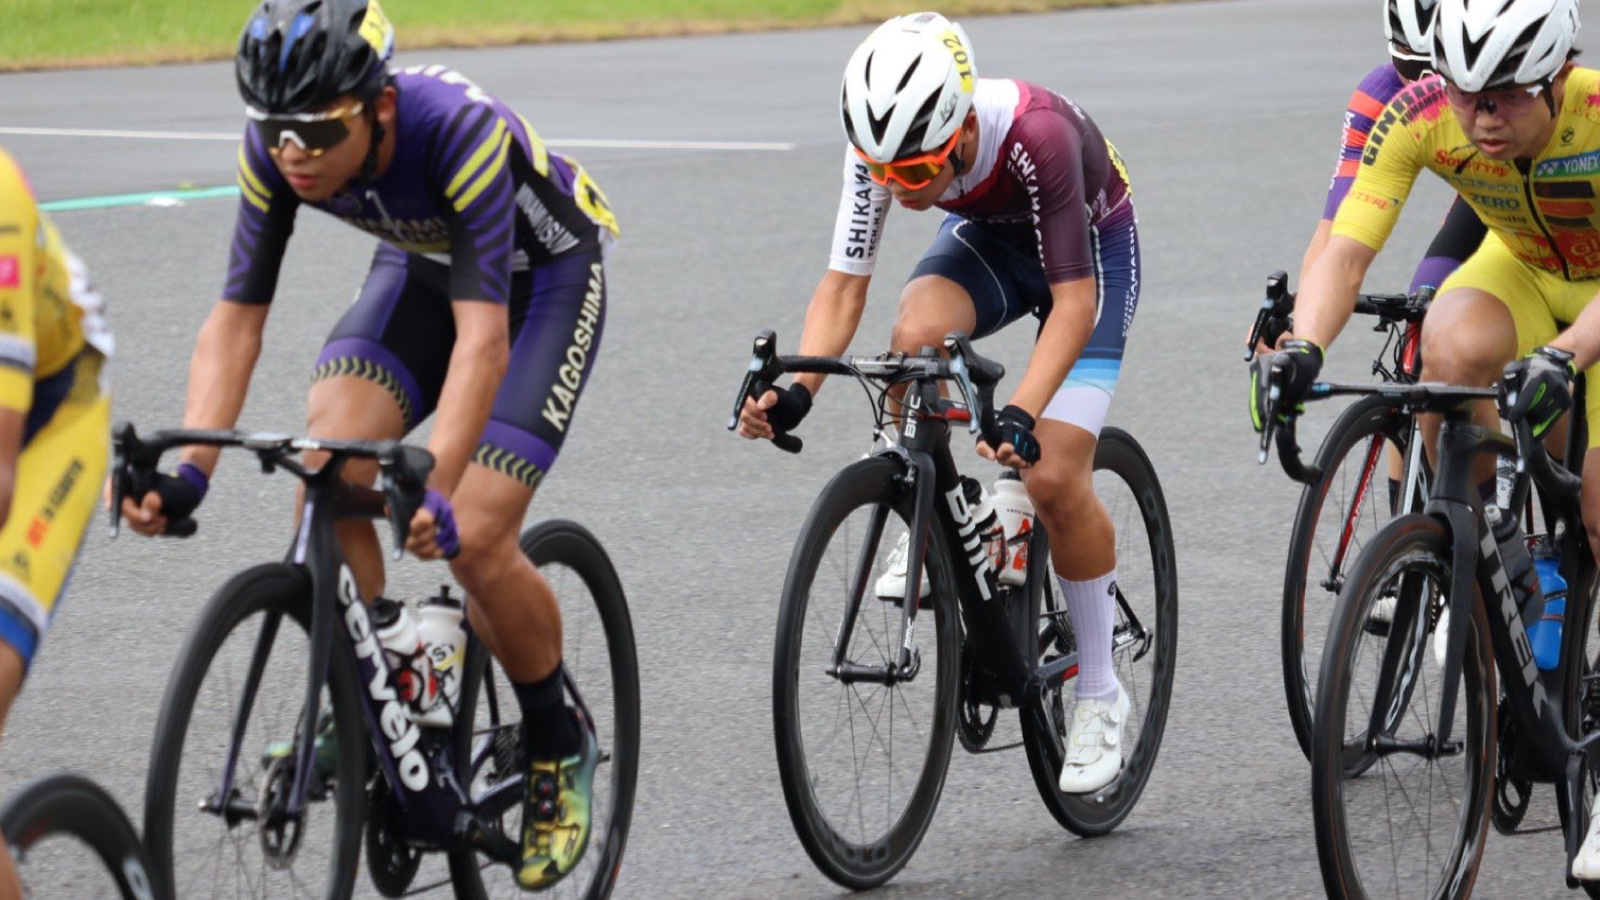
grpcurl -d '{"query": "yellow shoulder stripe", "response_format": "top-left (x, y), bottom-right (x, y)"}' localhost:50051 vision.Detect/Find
top-left (445, 118), bottom-right (508, 201)
top-left (237, 144), bottom-right (272, 212)
top-left (453, 130), bottom-right (511, 213)
top-left (517, 113), bottom-right (550, 178)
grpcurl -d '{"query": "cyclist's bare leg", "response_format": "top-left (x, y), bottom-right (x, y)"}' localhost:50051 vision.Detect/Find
top-left (302, 376), bottom-right (404, 604)
top-left (0, 646), bottom-right (24, 900)
top-left (1417, 287), bottom-right (1517, 481)
top-left (888, 275), bottom-right (979, 409)
top-left (1025, 420), bottom-right (1113, 580)
top-left (448, 464), bottom-right (560, 682)
top-left (1581, 448), bottom-right (1600, 564)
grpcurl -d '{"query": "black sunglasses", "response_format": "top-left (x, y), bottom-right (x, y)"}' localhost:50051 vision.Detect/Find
top-left (248, 101), bottom-right (364, 157)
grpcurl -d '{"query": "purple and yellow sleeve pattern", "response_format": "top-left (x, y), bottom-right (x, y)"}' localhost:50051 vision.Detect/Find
top-left (1322, 64), bottom-right (1405, 221)
top-left (223, 126), bottom-right (298, 304)
top-left (432, 104), bottom-right (515, 304)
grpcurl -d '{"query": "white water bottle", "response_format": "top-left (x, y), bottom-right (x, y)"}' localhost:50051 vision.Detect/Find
top-left (373, 598), bottom-right (440, 719)
top-left (961, 476), bottom-right (1006, 578)
top-left (992, 473), bottom-right (1035, 587)
top-left (413, 587), bottom-right (466, 728)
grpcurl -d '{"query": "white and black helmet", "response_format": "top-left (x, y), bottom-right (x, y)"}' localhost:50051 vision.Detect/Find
top-left (1433, 0), bottom-right (1580, 91)
top-left (841, 12), bottom-right (977, 163)
top-left (1386, 0), bottom-right (1439, 56)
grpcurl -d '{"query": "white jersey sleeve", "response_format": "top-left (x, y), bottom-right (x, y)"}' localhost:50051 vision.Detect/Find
top-left (827, 144), bottom-right (891, 276)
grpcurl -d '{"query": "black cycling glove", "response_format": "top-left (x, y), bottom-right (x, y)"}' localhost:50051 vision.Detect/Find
top-left (988, 405), bottom-right (1041, 465)
top-left (1251, 338), bottom-right (1323, 433)
top-left (147, 462), bottom-right (209, 526)
top-left (761, 382), bottom-right (813, 435)
top-left (1503, 345), bottom-right (1577, 438)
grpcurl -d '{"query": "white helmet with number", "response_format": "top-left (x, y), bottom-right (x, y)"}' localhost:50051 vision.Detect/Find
top-left (1433, 0), bottom-right (1580, 91)
top-left (841, 12), bottom-right (977, 163)
top-left (1386, 0), bottom-right (1439, 56)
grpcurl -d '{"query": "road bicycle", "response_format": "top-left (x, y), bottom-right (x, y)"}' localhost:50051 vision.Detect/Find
top-left (1260, 375), bottom-right (1600, 899)
top-left (110, 425), bottom-right (640, 900)
top-left (1, 772), bottom-right (161, 899)
top-left (1248, 270), bottom-right (1435, 761)
top-left (730, 329), bottom-right (1178, 889)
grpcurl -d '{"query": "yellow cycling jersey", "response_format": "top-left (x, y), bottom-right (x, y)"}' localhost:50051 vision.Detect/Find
top-left (0, 147), bottom-right (111, 427)
top-left (1333, 67), bottom-right (1600, 281)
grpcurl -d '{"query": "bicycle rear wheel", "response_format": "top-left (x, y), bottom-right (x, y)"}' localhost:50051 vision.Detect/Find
top-left (773, 455), bottom-right (960, 890)
top-left (1284, 394), bottom-right (1419, 761)
top-left (2, 772), bottom-right (159, 900)
top-left (448, 519), bottom-right (640, 900)
top-left (1312, 514), bottom-right (1493, 900)
top-left (1020, 426), bottom-right (1178, 835)
top-left (143, 563), bottom-right (366, 900)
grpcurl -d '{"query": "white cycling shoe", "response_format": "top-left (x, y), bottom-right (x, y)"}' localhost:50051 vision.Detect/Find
top-left (1373, 592), bottom-right (1452, 670)
top-left (874, 533), bottom-right (930, 601)
top-left (1058, 686), bottom-right (1129, 794)
top-left (1573, 807), bottom-right (1600, 881)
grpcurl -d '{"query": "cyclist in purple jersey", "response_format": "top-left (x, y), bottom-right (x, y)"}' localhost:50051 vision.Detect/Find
top-left (738, 12), bottom-right (1140, 795)
top-left (116, 0), bottom-right (617, 889)
top-left (1298, 0), bottom-right (1485, 299)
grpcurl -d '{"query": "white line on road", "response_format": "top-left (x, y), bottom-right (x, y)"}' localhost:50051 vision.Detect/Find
top-left (0, 125), bottom-right (795, 151)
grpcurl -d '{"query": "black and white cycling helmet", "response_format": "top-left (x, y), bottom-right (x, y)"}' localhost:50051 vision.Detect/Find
top-left (840, 12), bottom-right (977, 163)
top-left (237, 0), bottom-right (395, 116)
top-left (1387, 0), bottom-right (1439, 55)
top-left (1432, 0), bottom-right (1580, 91)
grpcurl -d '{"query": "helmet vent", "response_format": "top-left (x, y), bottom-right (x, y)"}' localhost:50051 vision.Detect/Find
top-left (894, 54), bottom-right (922, 94)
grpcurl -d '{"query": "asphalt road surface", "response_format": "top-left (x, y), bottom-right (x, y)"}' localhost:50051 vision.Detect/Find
top-left (0, 0), bottom-right (1591, 897)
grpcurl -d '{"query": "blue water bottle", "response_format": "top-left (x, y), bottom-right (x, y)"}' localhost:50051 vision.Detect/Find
top-left (1530, 549), bottom-right (1567, 671)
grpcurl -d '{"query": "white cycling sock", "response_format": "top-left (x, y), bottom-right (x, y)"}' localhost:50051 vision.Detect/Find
top-left (1059, 570), bottom-right (1121, 700)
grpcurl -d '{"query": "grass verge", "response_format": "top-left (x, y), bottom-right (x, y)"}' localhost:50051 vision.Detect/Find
top-left (1, 0), bottom-right (1199, 71)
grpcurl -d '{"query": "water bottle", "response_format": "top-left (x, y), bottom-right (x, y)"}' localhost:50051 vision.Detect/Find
top-left (992, 472), bottom-right (1034, 587)
top-left (1530, 547), bottom-right (1567, 671)
top-left (414, 587), bottom-right (467, 728)
top-left (372, 597), bottom-right (440, 718)
top-left (961, 476), bottom-right (1005, 577)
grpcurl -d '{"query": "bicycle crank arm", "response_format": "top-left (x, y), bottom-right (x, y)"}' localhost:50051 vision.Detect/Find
top-left (201, 790), bottom-right (260, 827)
top-left (457, 811), bottom-right (520, 865)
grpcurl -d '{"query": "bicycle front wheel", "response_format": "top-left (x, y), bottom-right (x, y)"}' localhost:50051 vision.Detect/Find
top-left (2, 772), bottom-right (160, 900)
top-left (772, 455), bottom-right (961, 890)
top-left (1285, 394), bottom-right (1418, 761)
top-left (448, 519), bottom-right (640, 900)
top-left (1312, 515), bottom-right (1494, 900)
top-left (1020, 426), bottom-right (1178, 836)
top-left (143, 563), bottom-right (367, 900)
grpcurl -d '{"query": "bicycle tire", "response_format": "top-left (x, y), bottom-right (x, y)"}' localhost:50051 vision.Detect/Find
top-left (448, 518), bottom-right (640, 900)
top-left (1283, 393), bottom-right (1417, 761)
top-left (143, 562), bottom-right (366, 900)
top-left (1311, 514), bottom-right (1494, 900)
top-left (2, 772), bottom-right (160, 900)
top-left (773, 455), bottom-right (961, 890)
top-left (1020, 426), bottom-right (1178, 836)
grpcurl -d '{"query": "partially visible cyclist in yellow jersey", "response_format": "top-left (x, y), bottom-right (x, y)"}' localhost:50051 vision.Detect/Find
top-left (0, 145), bottom-right (113, 900)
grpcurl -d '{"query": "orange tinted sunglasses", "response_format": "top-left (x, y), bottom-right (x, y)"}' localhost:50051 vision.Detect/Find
top-left (856, 130), bottom-right (960, 190)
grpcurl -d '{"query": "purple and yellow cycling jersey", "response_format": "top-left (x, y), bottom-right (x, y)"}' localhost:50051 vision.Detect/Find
top-left (224, 65), bottom-right (619, 306)
top-left (1323, 64), bottom-right (1407, 221)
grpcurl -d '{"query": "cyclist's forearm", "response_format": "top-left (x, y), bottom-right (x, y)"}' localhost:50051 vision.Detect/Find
top-left (1008, 278), bottom-right (1094, 417)
top-left (179, 300), bottom-right (268, 475)
top-left (428, 306), bottom-right (508, 495)
top-left (1297, 219), bottom-right (1334, 289)
top-left (794, 271), bottom-right (870, 397)
top-left (1294, 235), bottom-right (1373, 351)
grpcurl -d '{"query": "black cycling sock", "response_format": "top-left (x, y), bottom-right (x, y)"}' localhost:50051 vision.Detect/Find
top-left (513, 666), bottom-right (582, 759)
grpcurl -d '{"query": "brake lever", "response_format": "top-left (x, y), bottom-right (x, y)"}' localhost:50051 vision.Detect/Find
top-left (943, 341), bottom-right (985, 438)
top-left (1247, 271), bottom-right (1291, 361)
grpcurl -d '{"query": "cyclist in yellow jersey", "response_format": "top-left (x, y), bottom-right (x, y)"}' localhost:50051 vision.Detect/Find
top-left (1254, 0), bottom-right (1600, 873)
top-left (0, 145), bottom-right (112, 900)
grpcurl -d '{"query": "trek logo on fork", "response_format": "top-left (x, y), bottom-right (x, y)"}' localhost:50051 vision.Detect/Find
top-left (338, 566), bottom-right (431, 791)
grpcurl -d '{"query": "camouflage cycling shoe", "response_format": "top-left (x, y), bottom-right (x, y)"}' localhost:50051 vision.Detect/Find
top-left (516, 724), bottom-right (598, 891)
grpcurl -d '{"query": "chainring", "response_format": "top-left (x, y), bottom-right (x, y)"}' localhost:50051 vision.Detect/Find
top-left (956, 641), bottom-right (998, 753)
top-left (1493, 697), bottom-right (1532, 835)
top-left (366, 780), bottom-right (423, 897)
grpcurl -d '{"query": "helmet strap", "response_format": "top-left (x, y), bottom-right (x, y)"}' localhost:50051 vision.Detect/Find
top-left (1544, 76), bottom-right (1558, 117)
top-left (357, 104), bottom-right (384, 183)
top-left (949, 149), bottom-right (967, 176)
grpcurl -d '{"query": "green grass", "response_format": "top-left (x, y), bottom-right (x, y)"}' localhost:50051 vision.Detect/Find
top-left (0, 0), bottom-right (1189, 71)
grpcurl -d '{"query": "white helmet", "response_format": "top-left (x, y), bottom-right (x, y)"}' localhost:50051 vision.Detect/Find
top-left (841, 12), bottom-right (977, 163)
top-left (1433, 0), bottom-right (1580, 91)
top-left (1386, 0), bottom-right (1438, 56)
